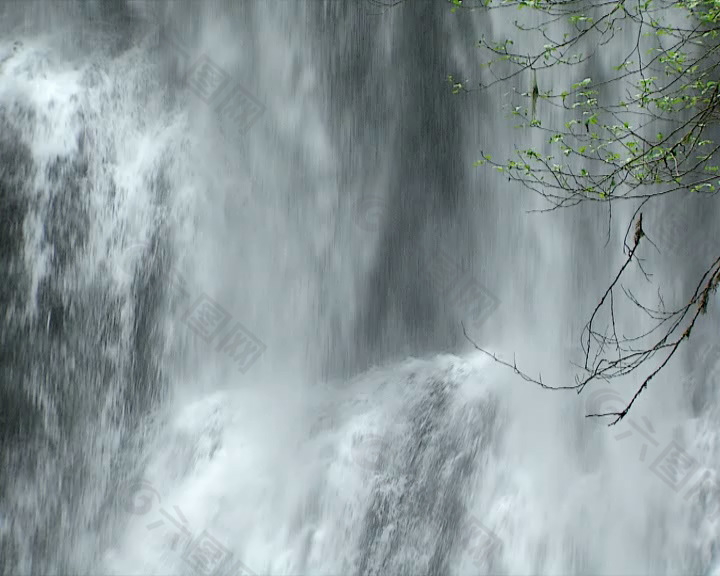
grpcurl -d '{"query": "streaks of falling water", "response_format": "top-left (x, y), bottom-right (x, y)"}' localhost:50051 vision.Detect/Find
top-left (0, 2), bottom-right (198, 573)
top-left (1, 1), bottom-right (719, 576)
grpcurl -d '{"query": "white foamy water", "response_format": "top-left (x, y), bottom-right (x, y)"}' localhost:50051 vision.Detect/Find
top-left (1, 1), bottom-right (718, 575)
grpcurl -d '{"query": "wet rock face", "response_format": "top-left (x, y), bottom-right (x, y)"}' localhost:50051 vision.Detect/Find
top-left (356, 368), bottom-right (499, 576)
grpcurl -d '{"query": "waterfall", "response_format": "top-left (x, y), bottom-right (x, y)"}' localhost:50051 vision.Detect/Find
top-left (1, 1), bottom-right (718, 575)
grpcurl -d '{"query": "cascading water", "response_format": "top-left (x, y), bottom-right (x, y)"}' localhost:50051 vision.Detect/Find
top-left (1, 1), bottom-right (718, 575)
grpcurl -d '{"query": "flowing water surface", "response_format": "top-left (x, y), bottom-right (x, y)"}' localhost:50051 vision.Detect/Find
top-left (1, 1), bottom-right (719, 575)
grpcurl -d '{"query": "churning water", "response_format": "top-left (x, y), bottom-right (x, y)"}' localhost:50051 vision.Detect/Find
top-left (1, 1), bottom-right (718, 575)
